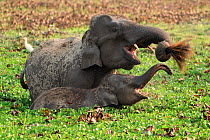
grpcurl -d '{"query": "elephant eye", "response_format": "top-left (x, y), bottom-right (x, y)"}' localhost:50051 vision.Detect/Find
top-left (110, 22), bottom-right (119, 32)
top-left (112, 26), bottom-right (118, 32)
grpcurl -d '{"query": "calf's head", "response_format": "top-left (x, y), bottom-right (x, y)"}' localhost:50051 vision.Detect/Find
top-left (98, 63), bottom-right (172, 106)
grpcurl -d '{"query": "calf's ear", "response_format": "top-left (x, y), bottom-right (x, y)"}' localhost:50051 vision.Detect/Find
top-left (98, 91), bottom-right (118, 107)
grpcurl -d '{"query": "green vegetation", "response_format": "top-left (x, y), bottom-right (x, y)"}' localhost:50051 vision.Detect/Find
top-left (0, 0), bottom-right (209, 139)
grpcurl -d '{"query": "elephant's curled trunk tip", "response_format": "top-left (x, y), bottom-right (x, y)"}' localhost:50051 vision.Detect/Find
top-left (156, 40), bottom-right (193, 71)
top-left (134, 63), bottom-right (172, 90)
top-left (159, 63), bottom-right (172, 75)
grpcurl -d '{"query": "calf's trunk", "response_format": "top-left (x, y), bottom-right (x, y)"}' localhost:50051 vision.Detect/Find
top-left (132, 63), bottom-right (172, 89)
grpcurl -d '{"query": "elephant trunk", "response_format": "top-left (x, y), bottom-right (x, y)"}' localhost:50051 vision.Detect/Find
top-left (132, 63), bottom-right (172, 89)
top-left (122, 23), bottom-right (173, 48)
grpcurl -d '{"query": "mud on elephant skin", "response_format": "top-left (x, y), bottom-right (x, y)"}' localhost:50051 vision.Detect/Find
top-left (31, 63), bottom-right (172, 110)
top-left (21, 14), bottom-right (173, 102)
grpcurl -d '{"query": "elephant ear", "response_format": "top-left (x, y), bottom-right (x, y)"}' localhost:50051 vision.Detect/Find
top-left (81, 15), bottom-right (120, 69)
top-left (81, 30), bottom-right (103, 69)
top-left (98, 90), bottom-right (119, 107)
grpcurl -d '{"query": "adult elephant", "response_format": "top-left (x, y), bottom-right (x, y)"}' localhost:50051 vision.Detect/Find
top-left (20, 15), bottom-right (173, 101)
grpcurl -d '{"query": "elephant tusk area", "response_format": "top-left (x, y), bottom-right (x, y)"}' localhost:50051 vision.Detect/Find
top-left (134, 44), bottom-right (139, 50)
top-left (148, 46), bottom-right (155, 53)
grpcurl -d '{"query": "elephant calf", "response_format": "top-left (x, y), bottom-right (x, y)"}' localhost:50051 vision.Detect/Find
top-left (31, 63), bottom-right (172, 110)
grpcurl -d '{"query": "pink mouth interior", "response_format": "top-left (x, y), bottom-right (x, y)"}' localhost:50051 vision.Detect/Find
top-left (135, 88), bottom-right (141, 94)
top-left (124, 46), bottom-right (137, 57)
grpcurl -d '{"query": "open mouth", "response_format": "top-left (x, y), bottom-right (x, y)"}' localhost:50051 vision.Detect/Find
top-left (134, 88), bottom-right (141, 94)
top-left (123, 44), bottom-right (139, 61)
top-left (134, 87), bottom-right (145, 95)
top-left (134, 88), bottom-right (148, 99)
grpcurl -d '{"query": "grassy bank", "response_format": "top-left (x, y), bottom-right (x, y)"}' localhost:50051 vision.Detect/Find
top-left (1, 22), bottom-right (209, 139)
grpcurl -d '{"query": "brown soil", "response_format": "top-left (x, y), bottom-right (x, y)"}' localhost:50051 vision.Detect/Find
top-left (0, 0), bottom-right (209, 31)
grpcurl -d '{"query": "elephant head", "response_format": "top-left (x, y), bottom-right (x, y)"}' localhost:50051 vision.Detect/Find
top-left (99, 63), bottom-right (172, 106)
top-left (81, 15), bottom-right (173, 70)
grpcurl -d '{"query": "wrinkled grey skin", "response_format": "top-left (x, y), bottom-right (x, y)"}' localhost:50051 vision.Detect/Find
top-left (31, 63), bottom-right (172, 110)
top-left (21, 15), bottom-right (173, 101)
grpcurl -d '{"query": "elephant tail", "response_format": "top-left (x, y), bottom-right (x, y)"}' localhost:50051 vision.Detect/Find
top-left (20, 70), bottom-right (28, 89)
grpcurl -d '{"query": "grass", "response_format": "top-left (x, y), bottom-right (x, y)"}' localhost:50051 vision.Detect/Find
top-left (0, 22), bottom-right (209, 139)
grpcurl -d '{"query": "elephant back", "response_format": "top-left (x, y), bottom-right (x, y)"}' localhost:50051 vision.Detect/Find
top-left (32, 37), bottom-right (82, 68)
top-left (30, 87), bottom-right (94, 110)
top-left (24, 37), bottom-right (83, 101)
